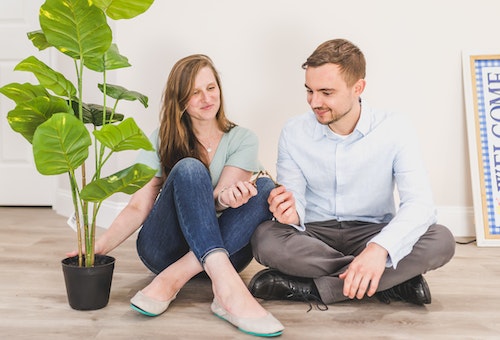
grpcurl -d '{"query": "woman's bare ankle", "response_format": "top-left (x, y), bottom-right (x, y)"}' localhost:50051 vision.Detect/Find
top-left (141, 275), bottom-right (179, 301)
top-left (213, 282), bottom-right (268, 318)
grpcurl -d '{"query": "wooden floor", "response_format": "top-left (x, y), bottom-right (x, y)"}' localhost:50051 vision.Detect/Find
top-left (0, 207), bottom-right (499, 339)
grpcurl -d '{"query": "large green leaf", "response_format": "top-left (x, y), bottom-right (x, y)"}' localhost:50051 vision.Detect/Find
top-left (39, 0), bottom-right (111, 61)
top-left (93, 0), bottom-right (155, 20)
top-left (14, 56), bottom-right (76, 98)
top-left (80, 163), bottom-right (157, 202)
top-left (98, 83), bottom-right (148, 108)
top-left (7, 96), bottom-right (70, 143)
top-left (0, 82), bottom-right (49, 104)
top-left (94, 118), bottom-right (154, 152)
top-left (69, 100), bottom-right (124, 126)
top-left (32, 113), bottom-right (91, 175)
top-left (84, 43), bottom-right (131, 72)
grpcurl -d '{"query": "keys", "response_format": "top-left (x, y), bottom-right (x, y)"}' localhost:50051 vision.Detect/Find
top-left (250, 170), bottom-right (281, 188)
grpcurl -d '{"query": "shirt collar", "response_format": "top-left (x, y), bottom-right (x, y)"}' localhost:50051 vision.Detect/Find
top-left (312, 117), bottom-right (328, 141)
top-left (355, 103), bottom-right (371, 137)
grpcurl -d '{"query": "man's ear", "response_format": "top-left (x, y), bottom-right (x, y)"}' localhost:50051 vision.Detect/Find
top-left (353, 79), bottom-right (366, 95)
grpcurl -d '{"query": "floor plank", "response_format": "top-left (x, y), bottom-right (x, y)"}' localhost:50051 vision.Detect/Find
top-left (0, 207), bottom-right (499, 339)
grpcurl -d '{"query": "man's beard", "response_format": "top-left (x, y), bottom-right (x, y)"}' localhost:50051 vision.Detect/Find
top-left (316, 105), bottom-right (352, 126)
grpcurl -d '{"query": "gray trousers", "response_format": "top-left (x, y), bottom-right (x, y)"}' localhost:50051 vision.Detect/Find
top-left (251, 219), bottom-right (456, 304)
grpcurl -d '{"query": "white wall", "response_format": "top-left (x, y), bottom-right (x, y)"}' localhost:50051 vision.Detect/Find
top-left (60, 0), bottom-right (500, 236)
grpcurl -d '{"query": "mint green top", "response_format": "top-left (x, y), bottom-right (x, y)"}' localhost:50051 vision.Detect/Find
top-left (136, 126), bottom-right (262, 187)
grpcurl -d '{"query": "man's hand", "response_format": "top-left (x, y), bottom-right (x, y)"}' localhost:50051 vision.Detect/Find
top-left (268, 186), bottom-right (299, 225)
top-left (339, 243), bottom-right (388, 299)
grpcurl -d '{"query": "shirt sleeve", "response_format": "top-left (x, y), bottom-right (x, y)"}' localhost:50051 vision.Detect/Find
top-left (368, 116), bottom-right (437, 268)
top-left (224, 126), bottom-right (261, 172)
top-left (209, 126), bottom-right (262, 187)
top-left (276, 122), bottom-right (307, 231)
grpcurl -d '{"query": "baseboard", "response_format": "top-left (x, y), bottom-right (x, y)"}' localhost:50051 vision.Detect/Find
top-left (53, 189), bottom-right (127, 229)
top-left (52, 189), bottom-right (476, 237)
top-left (437, 206), bottom-right (475, 237)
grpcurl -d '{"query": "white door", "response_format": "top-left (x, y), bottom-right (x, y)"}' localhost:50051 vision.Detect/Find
top-left (0, 0), bottom-right (55, 205)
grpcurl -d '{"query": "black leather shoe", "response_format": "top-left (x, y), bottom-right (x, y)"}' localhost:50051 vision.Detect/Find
top-left (376, 275), bottom-right (431, 305)
top-left (248, 268), bottom-right (327, 311)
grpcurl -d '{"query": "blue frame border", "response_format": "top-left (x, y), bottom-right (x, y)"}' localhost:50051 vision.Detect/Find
top-left (472, 57), bottom-right (500, 236)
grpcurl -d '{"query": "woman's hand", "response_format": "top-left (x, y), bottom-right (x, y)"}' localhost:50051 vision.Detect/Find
top-left (218, 181), bottom-right (257, 209)
top-left (66, 242), bottom-right (106, 258)
top-left (65, 176), bottom-right (162, 258)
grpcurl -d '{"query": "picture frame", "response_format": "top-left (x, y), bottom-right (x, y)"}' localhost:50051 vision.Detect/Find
top-left (462, 51), bottom-right (500, 246)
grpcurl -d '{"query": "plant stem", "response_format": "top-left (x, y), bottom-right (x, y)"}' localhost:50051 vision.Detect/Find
top-left (68, 171), bottom-right (83, 267)
top-left (89, 202), bottom-right (102, 266)
top-left (76, 58), bottom-right (93, 267)
top-left (96, 66), bottom-right (108, 179)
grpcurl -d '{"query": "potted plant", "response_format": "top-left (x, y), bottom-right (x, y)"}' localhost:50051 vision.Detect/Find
top-left (0, 0), bottom-right (157, 310)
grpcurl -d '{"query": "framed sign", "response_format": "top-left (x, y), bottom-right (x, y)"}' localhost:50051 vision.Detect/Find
top-left (463, 52), bottom-right (500, 246)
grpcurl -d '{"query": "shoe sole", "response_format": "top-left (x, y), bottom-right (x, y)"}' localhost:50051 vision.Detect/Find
top-left (420, 276), bottom-right (432, 304)
top-left (213, 313), bottom-right (283, 337)
top-left (130, 303), bottom-right (160, 317)
top-left (211, 299), bottom-right (284, 337)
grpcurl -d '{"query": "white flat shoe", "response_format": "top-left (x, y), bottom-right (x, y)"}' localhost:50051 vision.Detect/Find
top-left (211, 299), bottom-right (284, 337)
top-left (130, 290), bottom-right (177, 317)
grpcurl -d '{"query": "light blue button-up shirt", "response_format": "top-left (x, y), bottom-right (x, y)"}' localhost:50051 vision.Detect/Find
top-left (276, 104), bottom-right (437, 268)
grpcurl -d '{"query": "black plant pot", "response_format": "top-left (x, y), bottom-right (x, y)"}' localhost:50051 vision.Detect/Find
top-left (61, 254), bottom-right (115, 310)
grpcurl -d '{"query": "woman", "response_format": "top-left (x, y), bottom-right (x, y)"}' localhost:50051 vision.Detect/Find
top-left (85, 55), bottom-right (283, 337)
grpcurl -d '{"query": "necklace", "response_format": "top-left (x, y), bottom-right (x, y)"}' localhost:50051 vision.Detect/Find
top-left (198, 132), bottom-right (218, 153)
top-left (197, 124), bottom-right (223, 153)
top-left (198, 140), bottom-right (212, 152)
top-left (205, 143), bottom-right (213, 153)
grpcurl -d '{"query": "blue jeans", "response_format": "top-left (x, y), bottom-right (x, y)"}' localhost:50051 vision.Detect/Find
top-left (136, 158), bottom-right (274, 274)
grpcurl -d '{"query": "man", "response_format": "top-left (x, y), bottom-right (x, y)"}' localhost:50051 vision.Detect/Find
top-left (249, 39), bottom-right (455, 307)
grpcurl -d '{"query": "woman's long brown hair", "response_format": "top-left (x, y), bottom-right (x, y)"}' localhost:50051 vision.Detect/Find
top-left (158, 54), bottom-right (235, 177)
